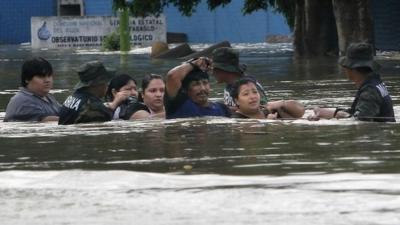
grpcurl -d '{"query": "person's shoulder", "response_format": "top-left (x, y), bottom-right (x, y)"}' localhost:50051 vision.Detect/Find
top-left (126, 102), bottom-right (150, 116)
top-left (360, 84), bottom-right (382, 96)
top-left (214, 101), bottom-right (231, 117)
top-left (7, 90), bottom-right (37, 106)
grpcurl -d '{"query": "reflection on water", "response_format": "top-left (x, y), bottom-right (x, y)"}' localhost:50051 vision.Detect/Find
top-left (1, 171), bottom-right (400, 225)
top-left (0, 117), bottom-right (399, 175)
top-left (1, 43), bottom-right (400, 224)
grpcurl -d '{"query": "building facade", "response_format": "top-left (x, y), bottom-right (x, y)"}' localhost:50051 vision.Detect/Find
top-left (0, 0), bottom-right (398, 50)
top-left (0, 0), bottom-right (290, 45)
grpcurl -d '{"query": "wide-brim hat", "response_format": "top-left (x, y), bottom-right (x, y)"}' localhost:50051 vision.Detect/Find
top-left (212, 47), bottom-right (243, 74)
top-left (338, 42), bottom-right (381, 72)
top-left (74, 61), bottom-right (115, 90)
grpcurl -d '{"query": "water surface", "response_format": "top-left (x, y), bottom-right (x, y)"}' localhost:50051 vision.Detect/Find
top-left (1, 43), bottom-right (400, 225)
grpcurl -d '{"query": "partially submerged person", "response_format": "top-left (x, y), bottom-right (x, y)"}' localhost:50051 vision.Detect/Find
top-left (230, 78), bottom-right (277, 119)
top-left (4, 57), bottom-right (61, 122)
top-left (310, 42), bottom-right (395, 122)
top-left (58, 61), bottom-right (129, 125)
top-left (106, 74), bottom-right (139, 120)
top-left (165, 57), bottom-right (230, 119)
top-left (129, 74), bottom-right (166, 119)
top-left (211, 47), bottom-right (304, 119)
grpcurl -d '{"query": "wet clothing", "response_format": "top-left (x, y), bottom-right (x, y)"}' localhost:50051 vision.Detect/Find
top-left (4, 87), bottom-right (61, 122)
top-left (231, 112), bottom-right (250, 119)
top-left (224, 76), bottom-right (268, 107)
top-left (121, 102), bottom-right (150, 120)
top-left (58, 89), bottom-right (113, 125)
top-left (110, 100), bottom-right (149, 120)
top-left (347, 74), bottom-right (395, 122)
top-left (165, 89), bottom-right (230, 119)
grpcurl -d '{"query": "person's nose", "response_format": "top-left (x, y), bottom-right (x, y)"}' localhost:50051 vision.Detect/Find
top-left (130, 89), bottom-right (137, 96)
top-left (155, 90), bottom-right (163, 97)
top-left (249, 92), bottom-right (258, 100)
top-left (199, 83), bottom-right (207, 91)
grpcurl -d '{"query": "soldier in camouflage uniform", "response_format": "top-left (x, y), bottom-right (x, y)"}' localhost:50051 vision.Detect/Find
top-left (58, 61), bottom-right (129, 125)
top-left (311, 42), bottom-right (395, 122)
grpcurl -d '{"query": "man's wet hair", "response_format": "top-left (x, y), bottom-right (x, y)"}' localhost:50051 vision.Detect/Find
top-left (21, 57), bottom-right (53, 87)
top-left (106, 74), bottom-right (137, 101)
top-left (230, 77), bottom-right (258, 100)
top-left (181, 68), bottom-right (209, 90)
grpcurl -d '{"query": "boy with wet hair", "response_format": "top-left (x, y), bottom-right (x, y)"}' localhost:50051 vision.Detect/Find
top-left (165, 57), bottom-right (230, 119)
top-left (311, 42), bottom-right (395, 122)
top-left (4, 57), bottom-right (61, 122)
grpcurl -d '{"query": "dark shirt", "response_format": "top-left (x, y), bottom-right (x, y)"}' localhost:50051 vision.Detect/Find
top-left (123, 102), bottom-right (150, 119)
top-left (58, 89), bottom-right (113, 125)
top-left (165, 89), bottom-right (230, 119)
top-left (4, 87), bottom-right (61, 122)
top-left (348, 74), bottom-right (395, 122)
top-left (231, 112), bottom-right (250, 118)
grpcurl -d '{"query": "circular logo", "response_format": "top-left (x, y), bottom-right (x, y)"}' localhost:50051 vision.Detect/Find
top-left (37, 22), bottom-right (51, 40)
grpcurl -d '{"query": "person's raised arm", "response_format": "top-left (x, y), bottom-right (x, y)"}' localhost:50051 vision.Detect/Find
top-left (166, 57), bottom-right (211, 98)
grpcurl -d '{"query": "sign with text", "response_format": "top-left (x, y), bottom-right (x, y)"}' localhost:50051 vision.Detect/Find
top-left (31, 16), bottom-right (166, 49)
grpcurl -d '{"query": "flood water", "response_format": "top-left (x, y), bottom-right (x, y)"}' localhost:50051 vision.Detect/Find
top-left (0, 43), bottom-right (400, 225)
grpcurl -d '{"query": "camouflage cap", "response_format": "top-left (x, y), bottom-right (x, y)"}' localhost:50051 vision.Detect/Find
top-left (339, 42), bottom-right (380, 72)
top-left (212, 47), bottom-right (243, 74)
top-left (74, 61), bottom-right (115, 90)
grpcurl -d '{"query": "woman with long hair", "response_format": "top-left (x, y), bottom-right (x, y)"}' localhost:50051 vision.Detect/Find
top-left (128, 74), bottom-right (166, 119)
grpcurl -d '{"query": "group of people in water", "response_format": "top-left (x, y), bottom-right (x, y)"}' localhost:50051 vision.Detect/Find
top-left (3, 42), bottom-right (396, 124)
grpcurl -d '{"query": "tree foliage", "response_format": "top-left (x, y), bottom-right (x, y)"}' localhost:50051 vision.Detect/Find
top-left (112, 0), bottom-right (295, 28)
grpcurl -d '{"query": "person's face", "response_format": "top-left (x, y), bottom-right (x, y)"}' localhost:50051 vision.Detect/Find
top-left (26, 74), bottom-right (53, 97)
top-left (187, 79), bottom-right (210, 107)
top-left (342, 67), bottom-right (351, 78)
top-left (235, 82), bottom-right (260, 113)
top-left (342, 66), bottom-right (357, 82)
top-left (143, 79), bottom-right (165, 112)
top-left (113, 80), bottom-right (138, 98)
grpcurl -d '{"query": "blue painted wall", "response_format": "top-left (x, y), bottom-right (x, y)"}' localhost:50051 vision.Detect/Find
top-left (164, 2), bottom-right (290, 43)
top-left (0, 0), bottom-right (56, 44)
top-left (85, 0), bottom-right (113, 16)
